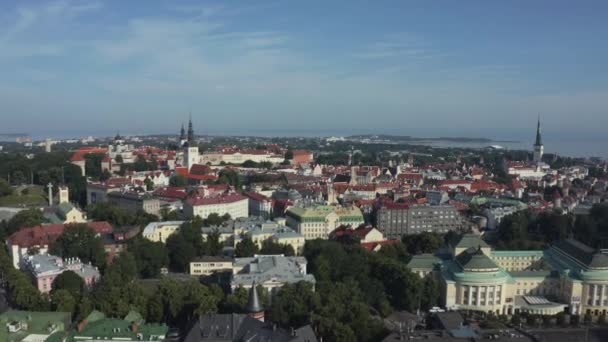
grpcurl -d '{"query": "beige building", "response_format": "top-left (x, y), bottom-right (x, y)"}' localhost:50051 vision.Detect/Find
top-left (409, 234), bottom-right (608, 317)
top-left (189, 256), bottom-right (233, 276)
top-left (142, 221), bottom-right (184, 243)
top-left (285, 205), bottom-right (364, 240)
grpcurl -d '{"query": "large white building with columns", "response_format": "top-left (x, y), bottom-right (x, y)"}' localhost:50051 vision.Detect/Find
top-left (409, 234), bottom-right (608, 317)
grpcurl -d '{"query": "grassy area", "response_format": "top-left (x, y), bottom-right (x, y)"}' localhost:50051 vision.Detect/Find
top-left (0, 185), bottom-right (46, 207)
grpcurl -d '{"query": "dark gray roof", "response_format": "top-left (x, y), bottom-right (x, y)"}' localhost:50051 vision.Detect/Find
top-left (456, 248), bottom-right (498, 271)
top-left (184, 314), bottom-right (318, 342)
top-left (554, 239), bottom-right (608, 269)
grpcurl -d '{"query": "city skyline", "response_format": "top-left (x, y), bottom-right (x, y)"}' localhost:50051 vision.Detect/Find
top-left (1, 1), bottom-right (607, 139)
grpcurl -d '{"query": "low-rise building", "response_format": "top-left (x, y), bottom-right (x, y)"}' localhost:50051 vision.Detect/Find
top-left (184, 193), bottom-right (248, 220)
top-left (6, 222), bottom-right (113, 268)
top-left (43, 202), bottom-right (87, 224)
top-left (244, 192), bottom-right (273, 219)
top-left (0, 310), bottom-right (71, 342)
top-left (189, 256), bottom-right (233, 276)
top-left (68, 310), bottom-right (168, 341)
top-left (232, 255), bottom-right (315, 295)
top-left (285, 205), bottom-right (364, 240)
top-left (23, 254), bottom-right (100, 293)
top-left (107, 191), bottom-right (161, 216)
top-left (142, 221), bottom-right (184, 243)
top-left (235, 220), bottom-right (306, 254)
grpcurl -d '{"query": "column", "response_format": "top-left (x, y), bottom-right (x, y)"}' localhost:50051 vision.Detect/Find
top-left (594, 284), bottom-right (599, 307)
top-left (467, 286), bottom-right (472, 305)
top-left (600, 285), bottom-right (605, 307)
top-left (476, 286), bottom-right (481, 307)
top-left (484, 286), bottom-right (489, 307)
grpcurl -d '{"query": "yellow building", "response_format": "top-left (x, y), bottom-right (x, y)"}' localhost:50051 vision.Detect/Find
top-left (142, 221), bottom-right (184, 243)
top-left (285, 205), bottom-right (364, 240)
top-left (409, 234), bottom-right (608, 316)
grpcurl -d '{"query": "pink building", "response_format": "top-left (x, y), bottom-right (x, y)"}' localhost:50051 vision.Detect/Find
top-left (23, 254), bottom-right (100, 293)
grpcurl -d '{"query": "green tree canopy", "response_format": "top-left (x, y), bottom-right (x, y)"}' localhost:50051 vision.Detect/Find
top-left (49, 224), bottom-right (107, 269)
top-left (51, 270), bottom-right (85, 299)
top-left (235, 238), bottom-right (259, 257)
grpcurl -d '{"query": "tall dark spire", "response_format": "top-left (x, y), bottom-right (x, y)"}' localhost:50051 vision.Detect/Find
top-left (180, 123), bottom-right (185, 141)
top-left (187, 114), bottom-right (194, 142)
top-left (535, 115), bottom-right (542, 146)
top-left (246, 282), bottom-right (263, 314)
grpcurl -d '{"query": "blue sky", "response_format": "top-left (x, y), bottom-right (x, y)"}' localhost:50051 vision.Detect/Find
top-left (1, 0), bottom-right (607, 140)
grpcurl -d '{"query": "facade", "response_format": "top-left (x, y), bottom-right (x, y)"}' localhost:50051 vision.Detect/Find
top-left (235, 219), bottom-right (306, 254)
top-left (43, 202), bottom-right (87, 224)
top-left (189, 256), bottom-right (233, 276)
top-left (231, 255), bottom-right (315, 295)
top-left (376, 203), bottom-right (463, 239)
top-left (184, 193), bottom-right (248, 219)
top-left (285, 205), bottom-right (364, 240)
top-left (107, 191), bottom-right (161, 216)
top-left (244, 192), bottom-right (273, 219)
top-left (409, 234), bottom-right (608, 317)
top-left (142, 221), bottom-right (184, 243)
top-left (23, 254), bottom-right (100, 293)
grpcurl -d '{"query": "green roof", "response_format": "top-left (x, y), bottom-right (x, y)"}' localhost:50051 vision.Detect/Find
top-left (68, 317), bottom-right (167, 341)
top-left (57, 202), bottom-right (75, 217)
top-left (453, 234), bottom-right (489, 249)
top-left (84, 310), bottom-right (105, 323)
top-left (407, 254), bottom-right (441, 270)
top-left (124, 310), bottom-right (143, 325)
top-left (456, 248), bottom-right (499, 271)
top-left (0, 310), bottom-right (71, 342)
top-left (491, 250), bottom-right (544, 257)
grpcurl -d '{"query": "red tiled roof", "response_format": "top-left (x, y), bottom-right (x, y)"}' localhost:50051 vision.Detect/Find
top-left (186, 193), bottom-right (247, 206)
top-left (8, 222), bottom-right (112, 248)
top-left (244, 192), bottom-right (271, 202)
top-left (153, 187), bottom-right (187, 200)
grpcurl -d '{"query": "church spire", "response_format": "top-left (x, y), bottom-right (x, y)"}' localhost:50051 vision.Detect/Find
top-left (180, 123), bottom-right (185, 141)
top-left (187, 113), bottom-right (194, 142)
top-left (535, 114), bottom-right (542, 147)
top-left (246, 281), bottom-right (265, 322)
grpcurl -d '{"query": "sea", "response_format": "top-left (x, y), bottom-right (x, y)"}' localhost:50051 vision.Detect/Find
top-left (19, 130), bottom-right (608, 160)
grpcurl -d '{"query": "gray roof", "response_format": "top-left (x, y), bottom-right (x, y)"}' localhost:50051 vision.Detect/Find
top-left (232, 256), bottom-right (315, 287)
top-left (455, 248), bottom-right (499, 271)
top-left (553, 239), bottom-right (608, 269)
top-left (186, 314), bottom-right (318, 342)
top-left (453, 233), bottom-right (489, 249)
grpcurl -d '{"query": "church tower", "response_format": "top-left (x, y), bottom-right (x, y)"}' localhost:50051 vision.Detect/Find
top-left (246, 282), bottom-right (265, 322)
top-left (179, 123), bottom-right (186, 147)
top-left (533, 115), bottom-right (544, 163)
top-left (184, 116), bottom-right (199, 171)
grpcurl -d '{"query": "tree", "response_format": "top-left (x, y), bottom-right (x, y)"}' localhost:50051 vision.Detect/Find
top-left (0, 178), bottom-right (13, 197)
top-left (402, 232), bottom-right (444, 255)
top-left (84, 153), bottom-right (105, 180)
top-left (3, 208), bottom-right (46, 239)
top-left (260, 239), bottom-right (295, 256)
top-left (49, 224), bottom-right (107, 269)
top-left (167, 234), bottom-right (196, 272)
top-left (235, 238), bottom-right (259, 257)
top-left (285, 149), bottom-right (294, 160)
top-left (270, 281), bottom-right (320, 328)
top-left (203, 229), bottom-right (223, 256)
top-left (129, 237), bottom-right (169, 278)
top-left (242, 160), bottom-right (258, 168)
top-left (144, 178), bottom-right (154, 191)
top-left (51, 289), bottom-right (76, 313)
top-left (115, 155), bottom-right (123, 163)
top-left (160, 208), bottom-right (179, 221)
top-left (52, 270), bottom-right (85, 299)
top-left (216, 169), bottom-right (241, 188)
top-left (169, 174), bottom-right (188, 187)
top-left (420, 276), bottom-right (440, 310)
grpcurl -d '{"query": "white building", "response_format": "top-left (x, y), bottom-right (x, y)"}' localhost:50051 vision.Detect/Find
top-left (183, 193), bottom-right (249, 219)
